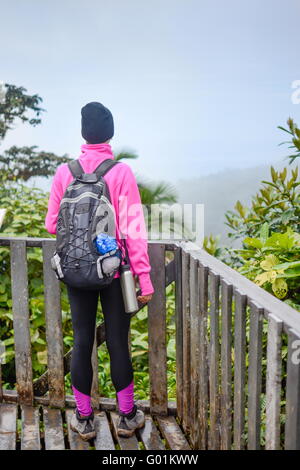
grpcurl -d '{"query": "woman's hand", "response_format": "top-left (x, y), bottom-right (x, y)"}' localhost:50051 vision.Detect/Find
top-left (137, 294), bottom-right (153, 304)
top-left (134, 275), bottom-right (153, 304)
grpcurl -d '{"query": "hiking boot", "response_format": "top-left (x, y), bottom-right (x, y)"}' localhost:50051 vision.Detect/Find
top-left (70, 408), bottom-right (96, 441)
top-left (117, 404), bottom-right (145, 437)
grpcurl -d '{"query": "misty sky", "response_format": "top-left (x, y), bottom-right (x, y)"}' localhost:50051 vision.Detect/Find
top-left (1, 0), bottom-right (300, 190)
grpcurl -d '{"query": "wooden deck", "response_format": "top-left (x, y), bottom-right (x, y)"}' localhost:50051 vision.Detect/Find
top-left (0, 402), bottom-right (190, 451)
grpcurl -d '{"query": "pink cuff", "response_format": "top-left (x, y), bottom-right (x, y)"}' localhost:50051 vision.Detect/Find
top-left (138, 272), bottom-right (154, 296)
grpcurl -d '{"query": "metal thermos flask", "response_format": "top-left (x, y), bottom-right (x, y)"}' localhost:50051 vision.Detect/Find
top-left (120, 264), bottom-right (139, 313)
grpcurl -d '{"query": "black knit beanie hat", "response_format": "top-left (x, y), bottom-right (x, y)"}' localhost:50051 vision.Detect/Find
top-left (81, 101), bottom-right (114, 144)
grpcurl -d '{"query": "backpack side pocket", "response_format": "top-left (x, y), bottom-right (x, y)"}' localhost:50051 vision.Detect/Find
top-left (100, 249), bottom-right (122, 278)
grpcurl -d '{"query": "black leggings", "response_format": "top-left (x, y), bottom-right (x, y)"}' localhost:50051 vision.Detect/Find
top-left (67, 277), bottom-right (133, 396)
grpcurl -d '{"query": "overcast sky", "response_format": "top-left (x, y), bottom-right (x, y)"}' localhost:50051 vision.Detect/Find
top-left (1, 0), bottom-right (300, 190)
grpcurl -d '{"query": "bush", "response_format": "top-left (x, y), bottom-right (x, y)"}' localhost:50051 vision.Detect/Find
top-left (236, 223), bottom-right (300, 310)
top-left (225, 166), bottom-right (300, 241)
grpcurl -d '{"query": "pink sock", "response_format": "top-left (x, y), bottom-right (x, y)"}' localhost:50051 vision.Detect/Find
top-left (117, 380), bottom-right (134, 414)
top-left (72, 385), bottom-right (93, 416)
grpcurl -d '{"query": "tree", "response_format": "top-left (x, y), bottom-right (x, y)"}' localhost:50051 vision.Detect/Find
top-left (225, 166), bottom-right (300, 241)
top-left (0, 83), bottom-right (70, 182)
top-left (0, 83), bottom-right (44, 140)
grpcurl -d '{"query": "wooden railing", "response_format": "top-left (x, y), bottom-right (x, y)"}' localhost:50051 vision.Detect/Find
top-left (1, 237), bottom-right (300, 450)
top-left (0, 238), bottom-right (177, 414)
top-left (178, 242), bottom-right (300, 451)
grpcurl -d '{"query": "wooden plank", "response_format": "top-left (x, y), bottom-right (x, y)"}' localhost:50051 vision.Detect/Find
top-left (10, 239), bottom-right (33, 406)
top-left (65, 409), bottom-right (90, 450)
top-left (0, 361), bottom-right (2, 402)
top-left (0, 339), bottom-right (4, 402)
top-left (42, 240), bottom-right (65, 408)
top-left (148, 243), bottom-right (168, 416)
top-left (220, 278), bottom-right (233, 450)
top-left (156, 415), bottom-right (190, 450)
top-left (247, 301), bottom-right (264, 450)
top-left (91, 325), bottom-right (100, 410)
top-left (208, 270), bottom-right (221, 449)
top-left (197, 263), bottom-right (209, 449)
top-left (137, 415), bottom-right (165, 450)
top-left (285, 328), bottom-right (300, 450)
top-left (94, 411), bottom-right (115, 450)
top-left (189, 253), bottom-right (200, 448)
top-left (21, 405), bottom-right (41, 450)
top-left (0, 403), bottom-right (17, 450)
top-left (233, 289), bottom-right (247, 450)
top-left (43, 407), bottom-right (65, 450)
top-left (265, 314), bottom-right (283, 450)
top-left (1, 237), bottom-right (178, 251)
top-left (3, 390), bottom-right (177, 415)
top-left (165, 257), bottom-right (176, 285)
top-left (174, 246), bottom-right (183, 423)
top-left (181, 248), bottom-right (191, 432)
top-left (110, 411), bottom-right (140, 450)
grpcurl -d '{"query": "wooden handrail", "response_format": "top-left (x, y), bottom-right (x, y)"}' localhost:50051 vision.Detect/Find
top-left (180, 241), bottom-right (300, 334)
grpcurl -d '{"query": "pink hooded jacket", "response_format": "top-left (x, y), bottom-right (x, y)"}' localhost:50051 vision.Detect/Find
top-left (44, 143), bottom-right (154, 296)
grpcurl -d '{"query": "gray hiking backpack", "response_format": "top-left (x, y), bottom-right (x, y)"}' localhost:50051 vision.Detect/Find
top-left (50, 158), bottom-right (123, 290)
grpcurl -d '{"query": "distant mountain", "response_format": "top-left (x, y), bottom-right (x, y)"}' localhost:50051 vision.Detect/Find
top-left (176, 160), bottom-right (298, 245)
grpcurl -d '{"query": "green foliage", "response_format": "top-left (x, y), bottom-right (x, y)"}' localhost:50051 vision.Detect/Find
top-left (0, 83), bottom-right (44, 141)
top-left (225, 166), bottom-right (300, 241)
top-left (278, 117), bottom-right (300, 163)
top-left (203, 234), bottom-right (222, 257)
top-left (0, 146), bottom-right (70, 183)
top-left (224, 162), bottom-right (300, 309)
top-left (236, 224), bottom-right (300, 308)
top-left (0, 83), bottom-right (70, 183)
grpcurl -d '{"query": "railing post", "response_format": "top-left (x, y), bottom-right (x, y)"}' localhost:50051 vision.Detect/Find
top-left (285, 328), bottom-right (300, 450)
top-left (148, 243), bottom-right (168, 416)
top-left (220, 278), bottom-right (233, 450)
top-left (189, 253), bottom-right (200, 448)
top-left (265, 314), bottom-right (283, 450)
top-left (42, 240), bottom-right (65, 408)
top-left (10, 239), bottom-right (33, 406)
top-left (208, 270), bottom-right (221, 449)
top-left (233, 289), bottom-right (247, 450)
top-left (175, 246), bottom-right (183, 423)
top-left (247, 301), bottom-right (264, 450)
top-left (181, 248), bottom-right (191, 433)
top-left (197, 262), bottom-right (209, 449)
top-left (0, 362), bottom-right (3, 403)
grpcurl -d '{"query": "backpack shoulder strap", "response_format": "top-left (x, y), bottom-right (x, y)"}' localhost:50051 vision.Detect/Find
top-left (68, 160), bottom-right (84, 179)
top-left (94, 159), bottom-right (119, 180)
